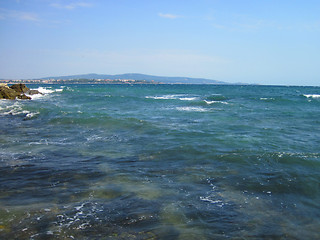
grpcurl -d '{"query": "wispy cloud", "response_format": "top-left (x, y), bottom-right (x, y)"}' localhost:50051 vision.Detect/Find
top-left (50, 2), bottom-right (92, 10)
top-left (158, 13), bottom-right (181, 19)
top-left (0, 8), bottom-right (40, 22)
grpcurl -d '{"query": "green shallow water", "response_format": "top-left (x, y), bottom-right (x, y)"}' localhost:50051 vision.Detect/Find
top-left (0, 84), bottom-right (320, 239)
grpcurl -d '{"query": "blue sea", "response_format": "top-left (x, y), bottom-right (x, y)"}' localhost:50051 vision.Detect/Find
top-left (0, 84), bottom-right (320, 239)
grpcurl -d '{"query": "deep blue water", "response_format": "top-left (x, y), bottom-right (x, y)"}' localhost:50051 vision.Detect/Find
top-left (0, 84), bottom-right (320, 239)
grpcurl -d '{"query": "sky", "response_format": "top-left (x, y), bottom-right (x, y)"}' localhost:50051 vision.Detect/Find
top-left (0, 0), bottom-right (319, 85)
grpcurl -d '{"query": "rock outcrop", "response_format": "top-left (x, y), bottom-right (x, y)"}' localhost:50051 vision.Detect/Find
top-left (0, 83), bottom-right (41, 100)
top-left (9, 83), bottom-right (30, 94)
top-left (0, 85), bottom-right (23, 99)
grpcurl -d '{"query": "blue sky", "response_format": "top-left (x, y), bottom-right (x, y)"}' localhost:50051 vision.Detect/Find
top-left (0, 0), bottom-right (319, 85)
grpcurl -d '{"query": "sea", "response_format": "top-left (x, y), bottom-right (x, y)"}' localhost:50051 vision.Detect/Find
top-left (0, 84), bottom-right (319, 239)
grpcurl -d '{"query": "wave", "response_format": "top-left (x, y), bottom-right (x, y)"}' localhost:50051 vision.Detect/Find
top-left (260, 97), bottom-right (275, 101)
top-left (0, 97), bottom-right (40, 120)
top-left (176, 106), bottom-right (209, 112)
top-left (205, 94), bottom-right (228, 101)
top-left (0, 101), bottom-right (34, 118)
top-left (146, 94), bottom-right (179, 100)
top-left (27, 86), bottom-right (65, 100)
top-left (1, 107), bottom-right (39, 120)
top-left (303, 94), bottom-right (320, 99)
top-left (179, 97), bottom-right (198, 101)
top-left (146, 94), bottom-right (229, 107)
top-left (36, 86), bottom-right (55, 94)
top-left (204, 100), bottom-right (229, 105)
top-left (146, 94), bottom-right (199, 101)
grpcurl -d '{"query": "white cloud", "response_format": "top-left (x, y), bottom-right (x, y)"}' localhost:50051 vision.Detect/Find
top-left (158, 13), bottom-right (181, 19)
top-left (50, 2), bottom-right (92, 10)
top-left (0, 8), bottom-right (40, 22)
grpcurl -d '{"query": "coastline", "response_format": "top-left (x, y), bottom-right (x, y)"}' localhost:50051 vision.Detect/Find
top-left (0, 79), bottom-right (163, 85)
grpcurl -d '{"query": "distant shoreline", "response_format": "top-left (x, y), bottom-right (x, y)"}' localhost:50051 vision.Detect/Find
top-left (0, 79), bottom-right (163, 85)
top-left (0, 73), bottom-right (226, 85)
top-left (0, 79), bottom-right (230, 85)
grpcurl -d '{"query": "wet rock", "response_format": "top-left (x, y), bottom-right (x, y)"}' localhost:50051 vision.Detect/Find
top-left (9, 83), bottom-right (30, 94)
top-left (0, 86), bottom-right (20, 99)
top-left (27, 89), bottom-right (42, 95)
top-left (18, 94), bottom-right (32, 100)
top-left (0, 83), bottom-right (32, 100)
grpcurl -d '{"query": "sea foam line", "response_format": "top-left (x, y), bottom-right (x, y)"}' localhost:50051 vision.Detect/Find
top-left (204, 100), bottom-right (229, 105)
top-left (176, 106), bottom-right (208, 112)
top-left (146, 95), bottom-right (198, 101)
top-left (146, 95), bottom-right (178, 100)
top-left (179, 97), bottom-right (198, 101)
top-left (26, 86), bottom-right (65, 100)
top-left (303, 94), bottom-right (320, 98)
top-left (260, 97), bottom-right (275, 101)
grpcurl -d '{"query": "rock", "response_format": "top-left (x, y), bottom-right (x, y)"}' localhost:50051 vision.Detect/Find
top-left (0, 84), bottom-right (32, 100)
top-left (0, 86), bottom-right (21, 99)
top-left (27, 89), bottom-right (42, 95)
top-left (18, 94), bottom-right (32, 100)
top-left (9, 83), bottom-right (30, 94)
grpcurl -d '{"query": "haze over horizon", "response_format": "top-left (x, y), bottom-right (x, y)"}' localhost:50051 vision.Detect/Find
top-left (1, 0), bottom-right (319, 86)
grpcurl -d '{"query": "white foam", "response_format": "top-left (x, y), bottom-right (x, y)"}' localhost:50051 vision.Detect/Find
top-left (0, 100), bottom-right (41, 119)
top-left (75, 203), bottom-right (86, 211)
top-left (25, 112), bottom-right (39, 119)
top-left (204, 100), bottom-right (228, 105)
top-left (304, 94), bottom-right (320, 98)
top-left (260, 98), bottom-right (275, 101)
top-left (27, 93), bottom-right (43, 100)
top-left (35, 87), bottom-right (55, 94)
top-left (176, 106), bottom-right (208, 112)
top-left (146, 95), bottom-right (179, 100)
top-left (178, 97), bottom-right (198, 101)
top-left (146, 94), bottom-right (198, 101)
top-left (1, 102), bottom-right (28, 116)
top-left (200, 196), bottom-right (225, 206)
top-left (26, 86), bottom-right (64, 100)
top-left (29, 139), bottom-right (49, 145)
top-left (200, 197), bottom-right (222, 204)
top-left (25, 87), bottom-right (51, 100)
top-left (34, 86), bottom-right (65, 94)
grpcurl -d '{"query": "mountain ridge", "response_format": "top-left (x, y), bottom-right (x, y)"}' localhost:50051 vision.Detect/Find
top-left (40, 73), bottom-right (227, 84)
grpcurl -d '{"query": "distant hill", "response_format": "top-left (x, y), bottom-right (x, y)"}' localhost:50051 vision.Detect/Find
top-left (41, 73), bottom-right (227, 84)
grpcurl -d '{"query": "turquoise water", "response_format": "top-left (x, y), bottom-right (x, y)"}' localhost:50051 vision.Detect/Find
top-left (0, 84), bottom-right (320, 239)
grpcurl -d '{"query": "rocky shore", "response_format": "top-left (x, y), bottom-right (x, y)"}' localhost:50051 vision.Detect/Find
top-left (0, 83), bottom-right (40, 100)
